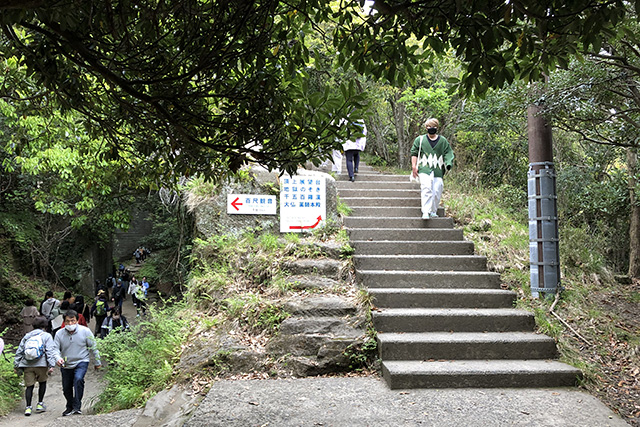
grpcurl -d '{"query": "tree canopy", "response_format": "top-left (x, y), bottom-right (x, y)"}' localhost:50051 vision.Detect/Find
top-left (1, 0), bottom-right (636, 183)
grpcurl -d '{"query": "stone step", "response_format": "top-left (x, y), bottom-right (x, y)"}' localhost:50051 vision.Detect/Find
top-left (348, 205), bottom-right (446, 217)
top-left (279, 317), bottom-right (363, 338)
top-left (359, 270), bottom-right (502, 289)
top-left (345, 216), bottom-right (454, 229)
top-left (339, 189), bottom-right (420, 198)
top-left (354, 255), bottom-right (487, 271)
top-left (336, 174), bottom-right (408, 182)
top-left (373, 308), bottom-right (535, 332)
top-left (335, 181), bottom-right (420, 190)
top-left (349, 206), bottom-right (425, 217)
top-left (348, 228), bottom-right (464, 242)
top-left (369, 288), bottom-right (516, 308)
top-left (381, 360), bottom-right (581, 389)
top-left (342, 197), bottom-right (421, 207)
top-left (283, 296), bottom-right (357, 317)
top-left (377, 332), bottom-right (559, 360)
top-left (338, 164), bottom-right (376, 172)
top-left (352, 240), bottom-right (474, 256)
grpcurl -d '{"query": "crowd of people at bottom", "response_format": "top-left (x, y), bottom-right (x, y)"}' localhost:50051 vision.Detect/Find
top-left (12, 271), bottom-right (151, 417)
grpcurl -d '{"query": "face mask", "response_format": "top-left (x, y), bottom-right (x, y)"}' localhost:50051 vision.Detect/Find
top-left (65, 324), bottom-right (77, 333)
top-left (427, 127), bottom-right (437, 135)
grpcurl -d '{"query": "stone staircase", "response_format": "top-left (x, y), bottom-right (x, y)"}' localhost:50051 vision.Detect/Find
top-left (336, 163), bottom-right (581, 389)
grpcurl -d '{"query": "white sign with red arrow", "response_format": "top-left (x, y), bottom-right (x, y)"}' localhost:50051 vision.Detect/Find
top-left (279, 175), bottom-right (326, 233)
top-left (227, 194), bottom-right (277, 215)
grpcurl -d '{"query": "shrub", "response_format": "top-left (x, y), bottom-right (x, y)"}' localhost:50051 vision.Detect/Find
top-left (93, 302), bottom-right (192, 412)
top-left (0, 339), bottom-right (22, 415)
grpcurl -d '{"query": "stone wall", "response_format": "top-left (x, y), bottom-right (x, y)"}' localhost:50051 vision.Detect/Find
top-left (113, 208), bottom-right (154, 262)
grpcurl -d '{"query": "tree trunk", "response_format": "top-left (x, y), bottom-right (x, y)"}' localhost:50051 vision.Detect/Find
top-left (627, 148), bottom-right (640, 278)
top-left (364, 118), bottom-right (390, 163)
top-left (390, 90), bottom-right (407, 168)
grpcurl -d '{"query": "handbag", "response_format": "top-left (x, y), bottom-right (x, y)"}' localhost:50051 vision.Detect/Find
top-left (409, 135), bottom-right (424, 183)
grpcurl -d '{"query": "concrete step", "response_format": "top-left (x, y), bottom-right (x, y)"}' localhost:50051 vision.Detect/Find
top-left (377, 332), bottom-right (559, 360)
top-left (335, 181), bottom-right (420, 190)
top-left (369, 288), bottom-right (516, 308)
top-left (373, 308), bottom-right (535, 332)
top-left (342, 197), bottom-right (421, 207)
top-left (337, 174), bottom-right (408, 182)
top-left (345, 217), bottom-right (454, 229)
top-left (337, 164), bottom-right (376, 172)
top-left (348, 228), bottom-right (463, 242)
top-left (348, 205), bottom-right (447, 218)
top-left (352, 240), bottom-right (474, 256)
top-left (354, 255), bottom-right (487, 271)
top-left (381, 360), bottom-right (581, 389)
top-left (349, 206), bottom-right (425, 217)
top-left (359, 270), bottom-right (502, 289)
top-left (338, 189), bottom-right (420, 198)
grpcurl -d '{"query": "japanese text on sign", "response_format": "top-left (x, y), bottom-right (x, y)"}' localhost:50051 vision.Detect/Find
top-left (280, 175), bottom-right (326, 232)
top-left (227, 194), bottom-right (277, 215)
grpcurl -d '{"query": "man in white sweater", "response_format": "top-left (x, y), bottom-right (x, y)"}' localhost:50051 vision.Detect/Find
top-left (53, 309), bottom-right (102, 416)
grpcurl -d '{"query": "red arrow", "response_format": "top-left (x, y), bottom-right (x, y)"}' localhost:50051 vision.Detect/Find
top-left (231, 197), bottom-right (243, 211)
top-left (289, 215), bottom-right (323, 230)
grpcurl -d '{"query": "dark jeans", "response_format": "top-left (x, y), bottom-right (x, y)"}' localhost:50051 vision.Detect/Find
top-left (61, 362), bottom-right (89, 411)
top-left (94, 315), bottom-right (106, 336)
top-left (345, 149), bottom-right (360, 178)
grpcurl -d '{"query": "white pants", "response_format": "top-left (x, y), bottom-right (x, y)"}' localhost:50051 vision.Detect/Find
top-left (331, 150), bottom-right (343, 173)
top-left (419, 172), bottom-right (443, 216)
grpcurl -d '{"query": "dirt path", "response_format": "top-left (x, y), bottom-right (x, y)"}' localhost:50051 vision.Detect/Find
top-left (0, 294), bottom-right (139, 426)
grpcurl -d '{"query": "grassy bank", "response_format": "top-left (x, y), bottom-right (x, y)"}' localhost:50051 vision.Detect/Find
top-left (444, 172), bottom-right (640, 426)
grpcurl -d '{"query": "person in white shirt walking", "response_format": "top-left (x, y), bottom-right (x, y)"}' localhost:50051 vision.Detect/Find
top-left (53, 309), bottom-right (102, 416)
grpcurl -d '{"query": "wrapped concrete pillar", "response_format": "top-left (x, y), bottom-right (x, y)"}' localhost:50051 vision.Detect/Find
top-left (528, 161), bottom-right (560, 297)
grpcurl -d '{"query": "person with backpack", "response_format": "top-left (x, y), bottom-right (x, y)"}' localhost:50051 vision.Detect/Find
top-left (90, 290), bottom-right (110, 336)
top-left (112, 279), bottom-right (125, 310)
top-left (134, 282), bottom-right (148, 317)
top-left (74, 295), bottom-right (91, 325)
top-left (50, 300), bottom-right (72, 338)
top-left (53, 309), bottom-right (102, 416)
top-left (129, 276), bottom-right (139, 308)
top-left (100, 307), bottom-right (130, 338)
top-left (120, 270), bottom-right (130, 301)
top-left (40, 291), bottom-right (60, 323)
top-left (20, 298), bottom-right (40, 335)
top-left (14, 316), bottom-right (57, 416)
top-left (141, 277), bottom-right (150, 297)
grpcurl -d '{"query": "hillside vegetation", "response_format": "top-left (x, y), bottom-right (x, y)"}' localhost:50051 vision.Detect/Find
top-left (444, 172), bottom-right (640, 426)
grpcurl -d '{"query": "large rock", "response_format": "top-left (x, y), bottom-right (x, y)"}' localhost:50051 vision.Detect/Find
top-left (175, 332), bottom-right (245, 375)
top-left (285, 275), bottom-right (341, 291)
top-left (266, 334), bottom-right (332, 357)
top-left (279, 317), bottom-right (362, 337)
top-left (283, 295), bottom-right (358, 317)
top-left (133, 385), bottom-right (202, 427)
top-left (188, 166), bottom-right (338, 238)
top-left (266, 294), bottom-right (366, 376)
top-left (282, 259), bottom-right (343, 279)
